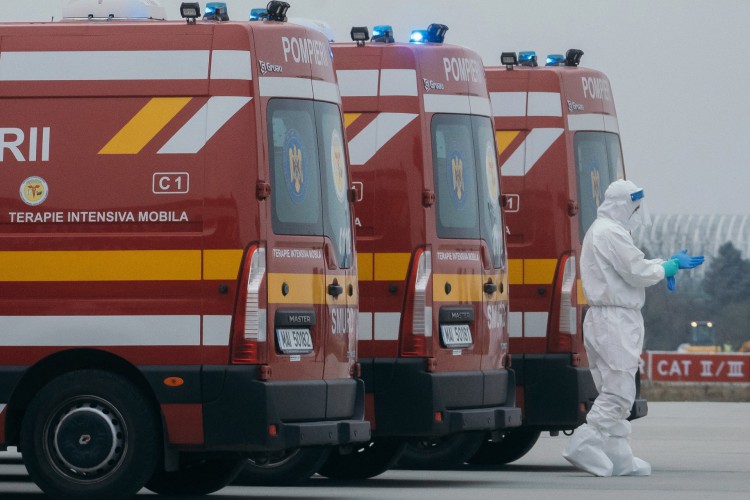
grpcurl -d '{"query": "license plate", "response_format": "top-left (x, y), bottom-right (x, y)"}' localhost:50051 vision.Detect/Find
top-left (440, 324), bottom-right (472, 348)
top-left (276, 328), bottom-right (313, 354)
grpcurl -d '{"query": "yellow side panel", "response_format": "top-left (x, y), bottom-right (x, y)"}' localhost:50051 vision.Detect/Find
top-left (523, 259), bottom-right (557, 285)
top-left (374, 253), bottom-right (411, 281)
top-left (203, 249), bottom-right (244, 280)
top-left (267, 273), bottom-right (326, 304)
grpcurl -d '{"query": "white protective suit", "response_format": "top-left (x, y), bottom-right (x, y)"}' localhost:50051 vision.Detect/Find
top-left (563, 180), bottom-right (663, 477)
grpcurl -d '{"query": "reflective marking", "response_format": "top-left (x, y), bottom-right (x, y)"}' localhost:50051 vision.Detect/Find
top-left (267, 273), bottom-right (326, 304)
top-left (357, 252), bottom-right (374, 282)
top-left (259, 76), bottom-right (312, 99)
top-left (524, 312), bottom-right (549, 338)
top-left (99, 98), bottom-right (192, 155)
top-left (568, 113), bottom-right (620, 133)
top-left (374, 312), bottom-right (400, 341)
top-left (0, 316), bottom-right (200, 346)
top-left (158, 96), bottom-right (251, 154)
top-left (344, 113), bottom-right (361, 128)
top-left (433, 274), bottom-right (484, 303)
top-left (203, 249), bottom-right (243, 280)
top-left (508, 311), bottom-right (522, 338)
top-left (202, 315), bottom-right (232, 346)
top-left (469, 96), bottom-right (492, 117)
top-left (500, 128), bottom-right (564, 176)
top-left (358, 312), bottom-right (373, 341)
top-left (380, 69), bottom-right (418, 96)
top-left (312, 80), bottom-right (341, 104)
top-left (0, 51), bottom-right (209, 81)
top-left (424, 94), bottom-right (470, 114)
top-left (495, 131), bottom-right (520, 156)
top-left (508, 259), bottom-right (523, 285)
top-left (490, 92), bottom-right (526, 117)
top-left (210, 50), bottom-right (252, 80)
top-left (347, 113), bottom-right (417, 165)
top-left (0, 250), bottom-right (201, 281)
top-left (528, 92), bottom-right (562, 117)
top-left (0, 404), bottom-right (6, 414)
top-left (337, 69), bottom-right (379, 96)
top-left (524, 259), bottom-right (557, 285)
top-left (374, 253), bottom-right (411, 281)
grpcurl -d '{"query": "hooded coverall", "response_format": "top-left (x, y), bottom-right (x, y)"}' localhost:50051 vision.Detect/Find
top-left (563, 179), bottom-right (661, 476)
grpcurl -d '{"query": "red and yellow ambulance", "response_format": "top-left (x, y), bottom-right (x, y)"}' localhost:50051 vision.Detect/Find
top-left (317, 25), bottom-right (520, 478)
top-left (0, 2), bottom-right (367, 497)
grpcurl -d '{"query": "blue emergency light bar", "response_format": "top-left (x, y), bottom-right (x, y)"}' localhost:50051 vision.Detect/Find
top-left (204, 2), bottom-right (228, 21)
top-left (249, 8), bottom-right (268, 20)
top-left (546, 54), bottom-right (565, 66)
top-left (409, 23), bottom-right (448, 44)
top-left (519, 51), bottom-right (538, 67)
top-left (372, 25), bottom-right (395, 43)
top-left (410, 29), bottom-right (428, 43)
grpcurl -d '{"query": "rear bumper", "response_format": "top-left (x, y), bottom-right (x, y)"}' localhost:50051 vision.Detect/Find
top-left (200, 366), bottom-right (370, 452)
top-left (362, 358), bottom-right (521, 438)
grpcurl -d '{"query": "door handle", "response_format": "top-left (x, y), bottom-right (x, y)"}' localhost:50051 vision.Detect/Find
top-left (328, 282), bottom-right (344, 298)
top-left (483, 280), bottom-right (498, 295)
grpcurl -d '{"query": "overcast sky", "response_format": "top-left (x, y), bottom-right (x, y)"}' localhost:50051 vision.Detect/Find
top-left (2, 0), bottom-right (748, 216)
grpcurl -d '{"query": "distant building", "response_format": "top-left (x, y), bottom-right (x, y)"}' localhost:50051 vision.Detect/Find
top-left (633, 214), bottom-right (750, 277)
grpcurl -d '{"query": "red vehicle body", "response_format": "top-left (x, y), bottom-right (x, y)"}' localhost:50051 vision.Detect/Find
top-left (317, 33), bottom-right (520, 478)
top-left (470, 54), bottom-right (647, 465)
top-left (0, 11), bottom-right (367, 499)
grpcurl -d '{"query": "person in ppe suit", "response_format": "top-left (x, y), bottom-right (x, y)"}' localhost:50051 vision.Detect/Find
top-left (563, 179), bottom-right (703, 477)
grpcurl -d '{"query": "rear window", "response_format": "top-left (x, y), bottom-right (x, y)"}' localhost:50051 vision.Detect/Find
top-left (267, 99), bottom-right (353, 268)
top-left (574, 131), bottom-right (624, 240)
top-left (431, 114), bottom-right (505, 267)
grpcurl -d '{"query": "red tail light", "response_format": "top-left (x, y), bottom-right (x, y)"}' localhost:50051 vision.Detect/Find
top-left (548, 252), bottom-right (577, 353)
top-left (400, 247), bottom-right (433, 357)
top-left (231, 244), bottom-right (267, 364)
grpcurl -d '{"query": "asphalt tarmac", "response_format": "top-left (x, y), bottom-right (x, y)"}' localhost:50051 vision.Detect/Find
top-left (1, 401), bottom-right (748, 499)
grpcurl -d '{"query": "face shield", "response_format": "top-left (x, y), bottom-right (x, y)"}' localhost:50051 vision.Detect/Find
top-left (628, 188), bottom-right (651, 231)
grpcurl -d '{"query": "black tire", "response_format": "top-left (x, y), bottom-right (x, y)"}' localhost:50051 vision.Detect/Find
top-left (317, 438), bottom-right (405, 480)
top-left (145, 456), bottom-right (245, 496)
top-left (467, 428), bottom-right (542, 465)
top-left (20, 370), bottom-right (160, 500)
top-left (397, 431), bottom-right (486, 469)
top-left (233, 447), bottom-right (330, 486)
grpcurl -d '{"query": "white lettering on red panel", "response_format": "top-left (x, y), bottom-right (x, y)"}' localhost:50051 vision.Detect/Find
top-left (281, 37), bottom-right (330, 67)
top-left (0, 127), bottom-right (50, 162)
top-left (442, 57), bottom-right (481, 83)
top-left (581, 77), bottom-right (612, 101)
top-left (642, 352), bottom-right (750, 383)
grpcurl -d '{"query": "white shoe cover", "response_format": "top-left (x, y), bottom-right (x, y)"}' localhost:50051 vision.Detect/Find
top-left (615, 456), bottom-right (651, 476)
top-left (604, 433), bottom-right (652, 476)
top-left (563, 424), bottom-right (614, 477)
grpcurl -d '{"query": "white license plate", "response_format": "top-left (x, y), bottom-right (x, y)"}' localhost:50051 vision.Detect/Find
top-left (276, 328), bottom-right (313, 354)
top-left (440, 324), bottom-right (473, 348)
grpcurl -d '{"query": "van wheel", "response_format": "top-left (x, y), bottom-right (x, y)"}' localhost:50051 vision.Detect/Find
top-left (317, 439), bottom-right (405, 480)
top-left (145, 456), bottom-right (245, 496)
top-left (397, 431), bottom-right (485, 469)
top-left (20, 370), bottom-right (159, 500)
top-left (233, 447), bottom-right (330, 485)
top-left (467, 428), bottom-right (541, 465)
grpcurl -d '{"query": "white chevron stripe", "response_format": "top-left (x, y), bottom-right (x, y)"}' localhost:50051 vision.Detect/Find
top-left (500, 128), bottom-right (564, 177)
top-left (347, 113), bottom-right (418, 165)
top-left (158, 96), bottom-right (251, 154)
top-left (210, 50), bottom-right (252, 80)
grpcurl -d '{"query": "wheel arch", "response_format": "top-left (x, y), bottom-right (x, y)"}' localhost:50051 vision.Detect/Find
top-left (5, 349), bottom-right (162, 447)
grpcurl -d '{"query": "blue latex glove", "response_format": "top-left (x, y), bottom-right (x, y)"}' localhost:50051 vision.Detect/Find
top-left (666, 276), bottom-right (676, 292)
top-left (662, 258), bottom-right (679, 278)
top-left (670, 249), bottom-right (704, 269)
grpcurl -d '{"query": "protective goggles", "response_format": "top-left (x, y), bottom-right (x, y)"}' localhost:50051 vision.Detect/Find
top-left (630, 189), bottom-right (644, 202)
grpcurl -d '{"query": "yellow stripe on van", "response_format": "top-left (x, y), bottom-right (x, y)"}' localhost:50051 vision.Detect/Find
top-left (495, 130), bottom-right (520, 156)
top-left (357, 252), bottom-right (374, 281)
top-left (524, 259), bottom-right (557, 285)
top-left (577, 279), bottom-right (587, 305)
top-left (203, 249), bottom-right (244, 280)
top-left (0, 250), bottom-right (201, 281)
top-left (433, 273), bottom-right (484, 303)
top-left (508, 258), bottom-right (557, 285)
top-left (374, 253), bottom-right (411, 281)
top-left (99, 97), bottom-right (192, 154)
top-left (268, 273), bottom-right (327, 304)
top-left (344, 112), bottom-right (361, 128)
